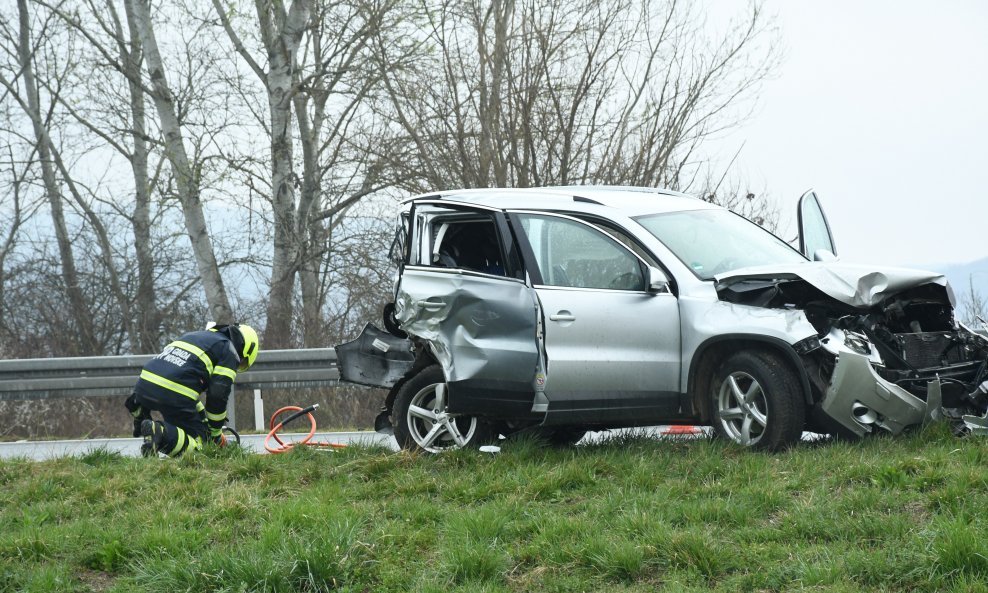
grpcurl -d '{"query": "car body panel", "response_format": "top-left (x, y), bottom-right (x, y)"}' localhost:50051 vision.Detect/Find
top-left (820, 350), bottom-right (937, 437)
top-left (534, 286), bottom-right (682, 424)
top-left (678, 296), bottom-right (820, 395)
top-left (394, 268), bottom-right (541, 415)
top-left (715, 262), bottom-right (953, 308)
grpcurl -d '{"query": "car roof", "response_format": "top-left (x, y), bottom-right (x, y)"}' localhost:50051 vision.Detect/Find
top-left (403, 185), bottom-right (722, 217)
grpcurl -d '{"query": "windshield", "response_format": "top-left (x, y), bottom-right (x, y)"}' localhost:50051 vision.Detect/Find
top-left (635, 209), bottom-right (807, 280)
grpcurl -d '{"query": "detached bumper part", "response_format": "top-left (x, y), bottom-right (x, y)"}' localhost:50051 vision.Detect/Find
top-left (335, 323), bottom-right (415, 388)
top-left (820, 351), bottom-right (941, 437)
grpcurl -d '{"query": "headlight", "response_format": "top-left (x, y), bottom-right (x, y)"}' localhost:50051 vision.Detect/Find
top-left (821, 328), bottom-right (884, 365)
top-left (843, 331), bottom-right (872, 356)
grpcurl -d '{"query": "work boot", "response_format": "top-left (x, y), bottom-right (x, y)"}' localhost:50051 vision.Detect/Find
top-left (140, 419), bottom-right (164, 458)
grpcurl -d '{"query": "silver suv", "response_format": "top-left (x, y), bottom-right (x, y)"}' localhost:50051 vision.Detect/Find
top-left (337, 186), bottom-right (988, 451)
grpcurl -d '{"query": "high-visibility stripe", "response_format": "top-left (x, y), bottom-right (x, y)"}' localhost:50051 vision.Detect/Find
top-left (206, 410), bottom-right (226, 422)
top-left (169, 428), bottom-right (187, 457)
top-left (214, 366), bottom-right (237, 381)
top-left (140, 370), bottom-right (199, 400)
top-left (196, 401), bottom-right (205, 413)
top-left (171, 341), bottom-right (213, 375)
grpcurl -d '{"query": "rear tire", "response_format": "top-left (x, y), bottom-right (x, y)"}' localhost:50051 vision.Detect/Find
top-left (710, 351), bottom-right (805, 451)
top-left (393, 365), bottom-right (494, 453)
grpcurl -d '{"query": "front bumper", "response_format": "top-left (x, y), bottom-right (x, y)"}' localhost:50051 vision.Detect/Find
top-left (820, 351), bottom-right (942, 437)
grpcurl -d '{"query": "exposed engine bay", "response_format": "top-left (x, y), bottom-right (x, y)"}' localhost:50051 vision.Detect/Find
top-left (719, 275), bottom-right (988, 437)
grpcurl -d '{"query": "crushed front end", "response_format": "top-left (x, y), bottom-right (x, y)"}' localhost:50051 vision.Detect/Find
top-left (718, 265), bottom-right (988, 438)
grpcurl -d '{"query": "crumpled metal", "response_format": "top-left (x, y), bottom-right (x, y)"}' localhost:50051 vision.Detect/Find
top-left (395, 270), bottom-right (539, 384)
top-left (716, 262), bottom-right (954, 308)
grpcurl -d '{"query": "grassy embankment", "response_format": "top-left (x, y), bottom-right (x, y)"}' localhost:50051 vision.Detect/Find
top-left (2, 424), bottom-right (988, 592)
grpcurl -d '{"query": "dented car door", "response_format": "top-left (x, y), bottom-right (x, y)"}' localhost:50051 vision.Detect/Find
top-left (394, 203), bottom-right (542, 417)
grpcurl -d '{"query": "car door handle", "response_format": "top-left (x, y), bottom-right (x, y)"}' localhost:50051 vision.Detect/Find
top-left (418, 298), bottom-right (446, 311)
top-left (549, 311), bottom-right (575, 322)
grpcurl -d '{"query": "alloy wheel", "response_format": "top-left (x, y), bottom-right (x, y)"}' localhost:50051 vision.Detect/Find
top-left (716, 371), bottom-right (768, 446)
top-left (405, 382), bottom-right (478, 452)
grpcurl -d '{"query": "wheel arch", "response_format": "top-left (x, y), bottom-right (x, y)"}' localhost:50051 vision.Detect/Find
top-left (688, 334), bottom-right (813, 423)
top-left (383, 347), bottom-right (440, 414)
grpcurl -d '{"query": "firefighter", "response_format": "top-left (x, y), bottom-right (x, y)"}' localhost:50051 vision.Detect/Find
top-left (124, 323), bottom-right (259, 457)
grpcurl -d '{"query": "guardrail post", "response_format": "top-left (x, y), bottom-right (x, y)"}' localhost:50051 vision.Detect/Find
top-left (253, 389), bottom-right (264, 431)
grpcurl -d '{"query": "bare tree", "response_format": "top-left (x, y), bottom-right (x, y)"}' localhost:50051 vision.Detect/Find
top-left (127, 0), bottom-right (235, 325)
top-left (371, 0), bottom-right (779, 205)
top-left (961, 276), bottom-right (988, 328)
top-left (0, 145), bottom-right (40, 356)
top-left (0, 0), bottom-right (103, 354)
top-left (211, 0), bottom-right (399, 347)
top-left (209, 0), bottom-right (312, 347)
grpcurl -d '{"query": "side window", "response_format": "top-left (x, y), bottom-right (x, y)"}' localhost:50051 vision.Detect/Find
top-left (390, 212), bottom-right (409, 265)
top-left (428, 216), bottom-right (506, 276)
top-left (516, 214), bottom-right (645, 290)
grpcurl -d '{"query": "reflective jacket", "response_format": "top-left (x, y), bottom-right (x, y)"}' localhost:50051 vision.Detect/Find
top-left (136, 330), bottom-right (240, 426)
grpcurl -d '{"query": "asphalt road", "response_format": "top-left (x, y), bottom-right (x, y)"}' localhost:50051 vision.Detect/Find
top-left (0, 426), bottom-right (715, 461)
top-left (0, 431), bottom-right (396, 460)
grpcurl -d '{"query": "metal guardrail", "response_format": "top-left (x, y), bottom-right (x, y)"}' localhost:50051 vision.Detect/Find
top-left (0, 349), bottom-right (340, 402)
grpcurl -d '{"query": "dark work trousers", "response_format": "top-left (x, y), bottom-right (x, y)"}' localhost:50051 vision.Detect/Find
top-left (124, 389), bottom-right (208, 457)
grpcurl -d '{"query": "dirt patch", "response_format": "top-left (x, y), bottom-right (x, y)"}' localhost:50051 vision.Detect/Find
top-left (76, 568), bottom-right (115, 592)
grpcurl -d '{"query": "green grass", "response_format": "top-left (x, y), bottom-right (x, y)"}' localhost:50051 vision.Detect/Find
top-left (3, 424), bottom-right (988, 592)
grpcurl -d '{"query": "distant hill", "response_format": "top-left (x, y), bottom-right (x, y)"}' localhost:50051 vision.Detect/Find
top-left (933, 256), bottom-right (988, 295)
top-left (926, 256), bottom-right (988, 317)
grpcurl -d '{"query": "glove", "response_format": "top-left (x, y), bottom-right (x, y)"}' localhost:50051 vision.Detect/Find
top-left (209, 427), bottom-right (228, 447)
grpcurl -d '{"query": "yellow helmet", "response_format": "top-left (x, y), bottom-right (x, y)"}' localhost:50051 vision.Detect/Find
top-left (236, 324), bottom-right (259, 371)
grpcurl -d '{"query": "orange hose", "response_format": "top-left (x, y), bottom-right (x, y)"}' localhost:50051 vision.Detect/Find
top-left (263, 405), bottom-right (347, 454)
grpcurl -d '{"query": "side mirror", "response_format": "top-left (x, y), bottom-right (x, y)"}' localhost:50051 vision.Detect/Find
top-left (812, 249), bottom-right (838, 262)
top-left (647, 266), bottom-right (670, 293)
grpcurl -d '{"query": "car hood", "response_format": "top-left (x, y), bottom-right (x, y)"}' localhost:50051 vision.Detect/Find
top-left (714, 262), bottom-right (954, 309)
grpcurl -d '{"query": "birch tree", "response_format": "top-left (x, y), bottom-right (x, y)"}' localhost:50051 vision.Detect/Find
top-left (211, 0), bottom-right (398, 347)
top-left (209, 0), bottom-right (311, 348)
top-left (127, 0), bottom-right (235, 325)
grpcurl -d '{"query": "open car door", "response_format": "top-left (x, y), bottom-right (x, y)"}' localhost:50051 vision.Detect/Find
top-left (394, 201), bottom-right (543, 418)
top-left (797, 189), bottom-right (838, 260)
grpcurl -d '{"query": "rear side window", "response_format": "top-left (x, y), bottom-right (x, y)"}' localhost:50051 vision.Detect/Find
top-left (428, 216), bottom-right (506, 277)
top-left (516, 214), bottom-right (645, 291)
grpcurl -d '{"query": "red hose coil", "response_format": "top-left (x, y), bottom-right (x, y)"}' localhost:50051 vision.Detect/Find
top-left (263, 405), bottom-right (347, 454)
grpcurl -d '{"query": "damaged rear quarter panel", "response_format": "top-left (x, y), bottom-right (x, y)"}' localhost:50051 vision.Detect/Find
top-left (395, 267), bottom-right (540, 386)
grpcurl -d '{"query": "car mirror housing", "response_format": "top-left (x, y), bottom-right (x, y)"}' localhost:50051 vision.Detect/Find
top-left (813, 249), bottom-right (838, 262)
top-left (647, 266), bottom-right (670, 293)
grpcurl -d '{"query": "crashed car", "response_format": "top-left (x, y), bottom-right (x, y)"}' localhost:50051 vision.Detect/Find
top-left (336, 186), bottom-right (988, 451)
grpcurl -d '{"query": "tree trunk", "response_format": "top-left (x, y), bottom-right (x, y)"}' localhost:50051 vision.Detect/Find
top-left (256, 0), bottom-right (312, 349)
top-left (127, 0), bottom-right (234, 325)
top-left (122, 0), bottom-right (161, 351)
top-left (16, 0), bottom-right (98, 355)
top-left (263, 63), bottom-right (298, 348)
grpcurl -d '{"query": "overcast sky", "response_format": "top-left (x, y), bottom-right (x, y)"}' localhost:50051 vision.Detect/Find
top-left (706, 1), bottom-right (988, 270)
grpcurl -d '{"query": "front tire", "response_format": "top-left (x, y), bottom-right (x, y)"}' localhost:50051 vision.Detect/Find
top-left (711, 351), bottom-right (805, 451)
top-left (393, 365), bottom-right (493, 453)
